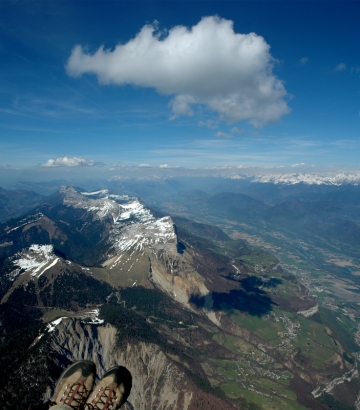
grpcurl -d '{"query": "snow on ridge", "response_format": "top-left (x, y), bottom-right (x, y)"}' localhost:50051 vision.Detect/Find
top-left (59, 188), bottom-right (177, 267)
top-left (29, 244), bottom-right (53, 254)
top-left (82, 189), bottom-right (109, 196)
top-left (117, 198), bottom-right (154, 223)
top-left (87, 196), bottom-right (154, 223)
top-left (5, 213), bottom-right (44, 233)
top-left (62, 187), bottom-right (154, 223)
top-left (87, 199), bottom-right (120, 220)
top-left (108, 216), bottom-right (177, 266)
top-left (251, 172), bottom-right (360, 186)
top-left (108, 194), bottom-right (130, 201)
top-left (9, 244), bottom-right (59, 280)
top-left (47, 310), bottom-right (104, 332)
top-left (39, 258), bottom-right (59, 276)
top-left (47, 317), bottom-right (65, 332)
top-left (80, 308), bottom-right (104, 325)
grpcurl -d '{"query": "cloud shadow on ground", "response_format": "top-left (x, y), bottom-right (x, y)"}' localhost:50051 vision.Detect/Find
top-left (189, 276), bottom-right (280, 317)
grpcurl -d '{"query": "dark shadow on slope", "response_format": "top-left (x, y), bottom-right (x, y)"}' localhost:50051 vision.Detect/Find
top-left (53, 247), bottom-right (67, 259)
top-left (189, 276), bottom-right (279, 317)
top-left (177, 241), bottom-right (186, 254)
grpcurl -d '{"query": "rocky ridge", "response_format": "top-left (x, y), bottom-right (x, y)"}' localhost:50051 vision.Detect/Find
top-left (49, 319), bottom-right (190, 410)
top-left (0, 186), bottom-right (212, 313)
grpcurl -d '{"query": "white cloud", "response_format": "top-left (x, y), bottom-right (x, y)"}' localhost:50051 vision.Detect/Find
top-left (334, 63), bottom-right (346, 72)
top-left (159, 164), bottom-right (180, 168)
top-left (231, 127), bottom-right (244, 134)
top-left (66, 16), bottom-right (289, 127)
top-left (350, 66), bottom-right (360, 74)
top-left (169, 94), bottom-right (196, 118)
top-left (42, 156), bottom-right (102, 167)
top-left (291, 162), bottom-right (306, 168)
top-left (215, 131), bottom-right (233, 139)
top-left (138, 163), bottom-right (151, 168)
top-left (299, 57), bottom-right (308, 65)
top-left (198, 120), bottom-right (218, 129)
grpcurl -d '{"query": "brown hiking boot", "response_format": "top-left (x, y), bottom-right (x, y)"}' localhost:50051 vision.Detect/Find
top-left (51, 360), bottom-right (96, 409)
top-left (84, 366), bottom-right (132, 410)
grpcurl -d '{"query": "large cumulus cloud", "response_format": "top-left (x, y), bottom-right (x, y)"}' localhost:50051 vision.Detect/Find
top-left (66, 16), bottom-right (290, 126)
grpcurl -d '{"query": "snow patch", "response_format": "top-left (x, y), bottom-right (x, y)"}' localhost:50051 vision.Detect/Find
top-left (82, 189), bottom-right (109, 196)
top-left (80, 309), bottom-right (104, 325)
top-left (5, 213), bottom-right (44, 233)
top-left (47, 317), bottom-right (65, 332)
top-left (38, 258), bottom-right (59, 277)
top-left (10, 244), bottom-right (58, 279)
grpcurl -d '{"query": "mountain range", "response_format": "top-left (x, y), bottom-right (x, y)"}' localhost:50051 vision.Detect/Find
top-left (1, 185), bottom-right (360, 409)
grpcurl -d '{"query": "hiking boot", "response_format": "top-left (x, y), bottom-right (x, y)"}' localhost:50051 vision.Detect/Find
top-left (84, 366), bottom-right (132, 410)
top-left (51, 360), bottom-right (96, 409)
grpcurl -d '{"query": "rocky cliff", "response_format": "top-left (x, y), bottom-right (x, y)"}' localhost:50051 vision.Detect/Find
top-left (48, 318), bottom-right (235, 410)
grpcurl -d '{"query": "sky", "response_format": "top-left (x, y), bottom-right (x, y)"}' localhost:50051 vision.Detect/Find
top-left (0, 0), bottom-right (359, 181)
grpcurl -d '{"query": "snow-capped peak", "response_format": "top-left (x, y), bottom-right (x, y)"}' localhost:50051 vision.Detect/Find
top-left (251, 172), bottom-right (360, 186)
top-left (61, 187), bottom-right (154, 223)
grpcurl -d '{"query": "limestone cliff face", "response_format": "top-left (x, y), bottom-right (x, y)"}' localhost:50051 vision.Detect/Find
top-left (150, 248), bottom-right (209, 308)
top-left (49, 319), bottom-right (193, 410)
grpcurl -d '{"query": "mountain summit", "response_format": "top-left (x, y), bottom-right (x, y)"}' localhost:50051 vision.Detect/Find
top-left (0, 187), bottom-right (211, 310)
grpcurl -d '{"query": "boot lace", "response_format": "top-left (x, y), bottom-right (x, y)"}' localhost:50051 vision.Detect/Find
top-left (51, 380), bottom-right (90, 409)
top-left (84, 386), bottom-right (118, 410)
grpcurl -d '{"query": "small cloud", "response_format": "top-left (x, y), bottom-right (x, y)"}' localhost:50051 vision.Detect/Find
top-left (159, 164), bottom-right (180, 169)
top-left (138, 164), bottom-right (151, 168)
top-left (207, 165), bottom-right (233, 170)
top-left (198, 120), bottom-right (218, 130)
top-left (215, 131), bottom-right (233, 139)
top-left (169, 95), bottom-right (196, 120)
top-left (42, 156), bottom-right (103, 167)
top-left (291, 162), bottom-right (306, 168)
top-left (334, 63), bottom-right (346, 72)
top-left (0, 164), bottom-right (11, 169)
top-left (299, 57), bottom-right (308, 65)
top-left (231, 127), bottom-right (245, 134)
top-left (350, 66), bottom-right (360, 74)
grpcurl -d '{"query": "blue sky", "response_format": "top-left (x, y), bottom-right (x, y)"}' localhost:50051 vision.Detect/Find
top-left (0, 0), bottom-right (359, 178)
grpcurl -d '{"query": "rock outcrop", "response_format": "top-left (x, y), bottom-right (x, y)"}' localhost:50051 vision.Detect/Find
top-left (49, 318), bottom-right (194, 410)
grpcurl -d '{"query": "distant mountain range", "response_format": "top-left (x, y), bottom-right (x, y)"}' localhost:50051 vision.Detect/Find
top-left (0, 187), bottom-right (44, 222)
top-left (250, 172), bottom-right (360, 186)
